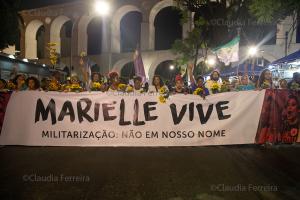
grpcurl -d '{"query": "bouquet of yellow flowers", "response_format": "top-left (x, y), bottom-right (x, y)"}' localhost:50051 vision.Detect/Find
top-left (118, 83), bottom-right (127, 92)
top-left (70, 83), bottom-right (82, 92)
top-left (220, 81), bottom-right (230, 93)
top-left (158, 86), bottom-right (169, 103)
top-left (7, 81), bottom-right (16, 90)
top-left (262, 81), bottom-right (271, 89)
top-left (211, 82), bottom-right (219, 94)
top-left (91, 82), bottom-right (102, 91)
top-left (126, 85), bottom-right (134, 93)
top-left (193, 87), bottom-right (203, 95)
top-left (48, 80), bottom-right (61, 91)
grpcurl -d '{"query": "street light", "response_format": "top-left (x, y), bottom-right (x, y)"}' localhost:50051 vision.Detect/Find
top-left (94, 0), bottom-right (110, 16)
top-left (248, 46), bottom-right (257, 57)
top-left (206, 58), bottom-right (216, 66)
top-left (70, 0), bottom-right (110, 75)
top-left (169, 65), bottom-right (175, 70)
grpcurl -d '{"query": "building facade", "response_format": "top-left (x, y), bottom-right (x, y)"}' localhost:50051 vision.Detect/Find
top-left (17, 0), bottom-right (300, 80)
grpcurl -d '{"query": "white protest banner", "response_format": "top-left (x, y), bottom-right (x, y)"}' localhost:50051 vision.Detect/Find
top-left (0, 91), bottom-right (265, 146)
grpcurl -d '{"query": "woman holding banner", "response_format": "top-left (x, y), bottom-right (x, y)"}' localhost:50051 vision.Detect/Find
top-left (257, 69), bottom-right (274, 89)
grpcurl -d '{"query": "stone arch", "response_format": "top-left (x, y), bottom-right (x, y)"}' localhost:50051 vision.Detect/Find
top-left (77, 15), bottom-right (108, 55)
top-left (111, 5), bottom-right (142, 53)
top-left (25, 19), bottom-right (44, 59)
top-left (112, 57), bottom-right (133, 74)
top-left (50, 15), bottom-right (71, 54)
top-left (149, 0), bottom-right (176, 50)
top-left (148, 52), bottom-right (176, 80)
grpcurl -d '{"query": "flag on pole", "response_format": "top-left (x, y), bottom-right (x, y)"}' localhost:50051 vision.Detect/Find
top-left (133, 48), bottom-right (146, 82)
top-left (213, 36), bottom-right (240, 66)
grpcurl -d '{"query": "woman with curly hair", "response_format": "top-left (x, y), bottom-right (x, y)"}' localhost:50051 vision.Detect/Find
top-left (13, 74), bottom-right (26, 91)
top-left (26, 77), bottom-right (40, 91)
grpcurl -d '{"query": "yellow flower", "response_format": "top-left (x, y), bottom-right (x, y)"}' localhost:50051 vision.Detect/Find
top-left (159, 95), bottom-right (166, 103)
top-left (126, 86), bottom-right (133, 93)
top-left (48, 81), bottom-right (60, 91)
top-left (70, 83), bottom-right (81, 89)
top-left (92, 82), bottom-right (101, 89)
top-left (193, 87), bottom-right (203, 95)
top-left (7, 81), bottom-right (16, 90)
top-left (159, 87), bottom-right (167, 94)
top-left (80, 51), bottom-right (87, 57)
top-left (211, 82), bottom-right (219, 90)
top-left (118, 84), bottom-right (127, 91)
top-left (48, 42), bottom-right (57, 46)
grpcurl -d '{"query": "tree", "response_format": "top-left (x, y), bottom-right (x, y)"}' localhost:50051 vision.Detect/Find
top-left (172, 0), bottom-right (249, 75)
top-left (0, 0), bottom-right (21, 50)
top-left (249, 0), bottom-right (300, 47)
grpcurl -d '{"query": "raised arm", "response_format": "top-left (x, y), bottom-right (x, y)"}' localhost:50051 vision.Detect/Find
top-left (188, 63), bottom-right (196, 85)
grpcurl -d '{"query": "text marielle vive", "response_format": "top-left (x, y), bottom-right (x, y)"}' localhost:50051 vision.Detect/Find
top-left (34, 98), bottom-right (231, 126)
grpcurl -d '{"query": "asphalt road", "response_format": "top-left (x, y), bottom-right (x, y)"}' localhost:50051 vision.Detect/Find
top-left (0, 145), bottom-right (299, 200)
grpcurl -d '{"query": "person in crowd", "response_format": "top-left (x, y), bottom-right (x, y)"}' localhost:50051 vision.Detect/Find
top-left (26, 77), bottom-right (40, 91)
top-left (236, 75), bottom-right (255, 91)
top-left (187, 63), bottom-right (209, 96)
top-left (220, 78), bottom-right (231, 92)
top-left (143, 82), bottom-right (149, 93)
top-left (13, 74), bottom-right (26, 91)
top-left (52, 71), bottom-right (61, 84)
top-left (288, 72), bottom-right (300, 90)
top-left (205, 70), bottom-right (222, 94)
top-left (107, 72), bottom-right (120, 91)
top-left (68, 75), bottom-right (83, 92)
top-left (132, 76), bottom-right (144, 93)
top-left (40, 78), bottom-right (49, 91)
top-left (257, 69), bottom-right (273, 89)
top-left (172, 75), bottom-right (188, 94)
top-left (279, 79), bottom-right (288, 89)
top-left (90, 72), bottom-right (104, 91)
top-left (91, 72), bottom-right (102, 83)
top-left (0, 79), bottom-right (7, 91)
top-left (148, 75), bottom-right (168, 93)
top-left (280, 95), bottom-right (300, 143)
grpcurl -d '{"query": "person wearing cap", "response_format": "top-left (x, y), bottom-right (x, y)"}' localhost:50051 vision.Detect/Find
top-left (187, 64), bottom-right (209, 96)
top-left (172, 74), bottom-right (188, 94)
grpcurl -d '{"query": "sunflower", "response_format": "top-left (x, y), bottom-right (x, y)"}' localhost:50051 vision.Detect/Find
top-left (193, 87), bottom-right (203, 95)
top-left (91, 82), bottom-right (101, 91)
top-left (118, 83), bottom-right (127, 91)
top-left (159, 95), bottom-right (166, 103)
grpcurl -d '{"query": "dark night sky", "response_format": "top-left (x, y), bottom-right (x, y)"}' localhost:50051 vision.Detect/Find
top-left (20, 0), bottom-right (78, 10)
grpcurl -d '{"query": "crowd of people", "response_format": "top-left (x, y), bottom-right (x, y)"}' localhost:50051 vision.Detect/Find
top-left (0, 65), bottom-right (299, 97)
